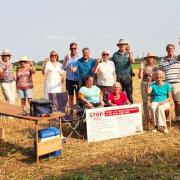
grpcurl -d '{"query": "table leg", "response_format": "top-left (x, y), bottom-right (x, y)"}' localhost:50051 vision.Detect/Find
top-left (35, 121), bottom-right (39, 165)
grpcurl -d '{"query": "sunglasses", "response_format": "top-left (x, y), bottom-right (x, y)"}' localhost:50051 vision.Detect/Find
top-left (103, 54), bottom-right (109, 56)
top-left (2, 55), bottom-right (10, 57)
top-left (70, 48), bottom-right (77, 50)
top-left (51, 55), bottom-right (57, 57)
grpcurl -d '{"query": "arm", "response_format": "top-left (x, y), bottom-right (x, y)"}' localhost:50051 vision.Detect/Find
top-left (29, 61), bottom-right (36, 74)
top-left (113, 71), bottom-right (117, 84)
top-left (127, 47), bottom-right (135, 64)
top-left (0, 67), bottom-right (4, 79)
top-left (138, 67), bottom-right (143, 79)
top-left (99, 91), bottom-right (104, 107)
top-left (78, 92), bottom-right (94, 109)
top-left (63, 55), bottom-right (69, 70)
top-left (42, 59), bottom-right (48, 75)
top-left (92, 61), bottom-right (99, 74)
top-left (147, 82), bottom-right (152, 95)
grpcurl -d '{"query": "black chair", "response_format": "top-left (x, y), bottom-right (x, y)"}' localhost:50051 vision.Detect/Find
top-left (48, 92), bottom-right (86, 139)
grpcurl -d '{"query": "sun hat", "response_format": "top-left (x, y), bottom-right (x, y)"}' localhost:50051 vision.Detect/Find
top-left (0, 49), bottom-right (11, 56)
top-left (117, 39), bottom-right (128, 46)
top-left (144, 52), bottom-right (156, 59)
top-left (18, 56), bottom-right (29, 62)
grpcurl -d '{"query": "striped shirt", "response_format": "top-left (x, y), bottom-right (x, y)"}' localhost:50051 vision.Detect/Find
top-left (160, 56), bottom-right (180, 83)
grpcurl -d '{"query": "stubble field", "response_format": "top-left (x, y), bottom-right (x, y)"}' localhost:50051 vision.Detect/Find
top-left (0, 70), bottom-right (180, 180)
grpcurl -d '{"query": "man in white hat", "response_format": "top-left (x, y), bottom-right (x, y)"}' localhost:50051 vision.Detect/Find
top-left (0, 49), bottom-right (16, 104)
top-left (112, 39), bottom-right (135, 103)
top-left (160, 43), bottom-right (180, 121)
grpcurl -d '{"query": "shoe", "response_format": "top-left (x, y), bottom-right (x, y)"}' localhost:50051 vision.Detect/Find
top-left (164, 128), bottom-right (169, 134)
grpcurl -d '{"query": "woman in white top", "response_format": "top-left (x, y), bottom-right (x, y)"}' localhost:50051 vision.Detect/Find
top-left (93, 49), bottom-right (116, 94)
top-left (42, 50), bottom-right (64, 99)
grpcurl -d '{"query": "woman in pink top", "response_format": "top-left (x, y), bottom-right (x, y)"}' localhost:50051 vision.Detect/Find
top-left (108, 82), bottom-right (130, 106)
top-left (16, 56), bottom-right (36, 115)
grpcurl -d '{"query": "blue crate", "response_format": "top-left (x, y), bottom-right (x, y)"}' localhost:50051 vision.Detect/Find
top-left (34, 127), bottom-right (64, 158)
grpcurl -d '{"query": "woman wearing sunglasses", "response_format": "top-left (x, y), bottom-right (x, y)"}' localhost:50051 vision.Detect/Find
top-left (93, 49), bottom-right (116, 95)
top-left (42, 50), bottom-right (64, 99)
top-left (0, 49), bottom-right (16, 104)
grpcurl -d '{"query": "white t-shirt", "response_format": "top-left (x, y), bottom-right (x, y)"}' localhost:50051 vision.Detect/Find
top-left (44, 61), bottom-right (64, 99)
top-left (96, 61), bottom-right (115, 86)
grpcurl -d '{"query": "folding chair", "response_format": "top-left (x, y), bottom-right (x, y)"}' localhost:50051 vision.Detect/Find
top-left (48, 92), bottom-right (85, 138)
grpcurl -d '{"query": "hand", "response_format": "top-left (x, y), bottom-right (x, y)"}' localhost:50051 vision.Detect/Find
top-left (64, 54), bottom-right (69, 62)
top-left (87, 102), bottom-right (94, 109)
top-left (29, 61), bottom-right (34, 67)
top-left (43, 58), bottom-right (49, 66)
top-left (69, 66), bottom-right (74, 72)
top-left (96, 58), bottom-right (101, 64)
top-left (126, 46), bottom-right (131, 54)
top-left (101, 101), bottom-right (105, 107)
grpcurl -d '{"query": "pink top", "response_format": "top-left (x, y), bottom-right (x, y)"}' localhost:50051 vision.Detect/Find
top-left (108, 91), bottom-right (128, 105)
top-left (16, 69), bottom-right (33, 90)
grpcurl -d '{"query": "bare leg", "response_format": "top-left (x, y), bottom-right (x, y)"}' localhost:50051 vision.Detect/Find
top-left (21, 98), bottom-right (27, 114)
top-left (69, 95), bottom-right (74, 108)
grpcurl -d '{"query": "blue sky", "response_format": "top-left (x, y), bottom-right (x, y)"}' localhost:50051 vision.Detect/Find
top-left (0, 0), bottom-right (180, 62)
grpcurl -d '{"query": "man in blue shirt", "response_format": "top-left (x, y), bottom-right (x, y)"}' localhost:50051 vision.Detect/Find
top-left (73, 48), bottom-right (96, 87)
top-left (112, 39), bottom-right (135, 103)
top-left (63, 42), bottom-right (79, 108)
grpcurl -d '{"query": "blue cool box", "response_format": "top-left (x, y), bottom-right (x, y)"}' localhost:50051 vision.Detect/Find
top-left (34, 127), bottom-right (62, 158)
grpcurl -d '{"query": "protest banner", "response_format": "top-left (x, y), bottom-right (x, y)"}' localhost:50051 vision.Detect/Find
top-left (86, 104), bottom-right (143, 142)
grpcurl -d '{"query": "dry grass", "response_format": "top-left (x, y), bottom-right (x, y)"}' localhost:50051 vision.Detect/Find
top-left (0, 70), bottom-right (180, 180)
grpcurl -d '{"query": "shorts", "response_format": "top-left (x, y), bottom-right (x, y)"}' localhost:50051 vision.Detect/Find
top-left (171, 83), bottom-right (180, 102)
top-left (18, 89), bottom-right (33, 99)
top-left (66, 79), bottom-right (79, 95)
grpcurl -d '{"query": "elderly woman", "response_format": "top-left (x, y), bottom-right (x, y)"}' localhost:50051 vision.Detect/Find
top-left (0, 49), bottom-right (16, 104)
top-left (138, 52), bottom-right (156, 120)
top-left (147, 70), bottom-right (172, 133)
top-left (78, 76), bottom-right (104, 108)
top-left (108, 82), bottom-right (130, 106)
top-left (93, 49), bottom-right (116, 94)
top-left (42, 50), bottom-right (64, 99)
top-left (16, 56), bottom-right (36, 115)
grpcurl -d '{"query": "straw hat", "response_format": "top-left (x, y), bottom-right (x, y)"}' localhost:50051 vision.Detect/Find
top-left (18, 56), bottom-right (29, 62)
top-left (0, 49), bottom-right (11, 56)
top-left (144, 52), bottom-right (156, 59)
top-left (117, 39), bottom-right (128, 46)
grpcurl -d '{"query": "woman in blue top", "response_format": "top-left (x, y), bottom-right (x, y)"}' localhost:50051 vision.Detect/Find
top-left (147, 70), bottom-right (172, 133)
top-left (78, 76), bottom-right (104, 109)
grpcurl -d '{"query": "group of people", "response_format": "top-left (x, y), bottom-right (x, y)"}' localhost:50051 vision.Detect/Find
top-left (0, 39), bottom-right (180, 134)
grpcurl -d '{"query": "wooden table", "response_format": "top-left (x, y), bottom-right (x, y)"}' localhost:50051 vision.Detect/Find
top-left (0, 102), bottom-right (65, 165)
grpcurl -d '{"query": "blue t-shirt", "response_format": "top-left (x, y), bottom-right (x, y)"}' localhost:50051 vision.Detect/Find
top-left (65, 55), bottom-right (79, 81)
top-left (150, 82), bottom-right (172, 102)
top-left (77, 58), bottom-right (96, 83)
top-left (79, 85), bottom-right (100, 103)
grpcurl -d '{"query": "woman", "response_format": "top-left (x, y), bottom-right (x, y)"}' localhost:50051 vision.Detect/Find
top-left (0, 49), bottom-right (16, 104)
top-left (147, 70), bottom-right (172, 133)
top-left (93, 49), bottom-right (116, 94)
top-left (108, 82), bottom-right (130, 106)
top-left (16, 56), bottom-right (36, 115)
top-left (78, 76), bottom-right (104, 109)
top-left (42, 50), bottom-right (64, 99)
top-left (138, 52), bottom-right (156, 120)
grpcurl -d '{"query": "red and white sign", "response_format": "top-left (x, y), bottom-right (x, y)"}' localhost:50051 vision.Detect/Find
top-left (86, 104), bottom-right (143, 142)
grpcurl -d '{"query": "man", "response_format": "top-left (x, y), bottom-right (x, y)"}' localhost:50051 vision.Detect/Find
top-left (160, 44), bottom-right (180, 121)
top-left (73, 47), bottom-right (96, 87)
top-left (112, 39), bottom-right (135, 103)
top-left (63, 42), bottom-right (79, 108)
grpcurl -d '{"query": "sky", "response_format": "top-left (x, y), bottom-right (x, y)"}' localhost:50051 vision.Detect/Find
top-left (0, 0), bottom-right (180, 62)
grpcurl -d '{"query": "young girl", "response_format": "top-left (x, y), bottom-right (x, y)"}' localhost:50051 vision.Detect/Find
top-left (16, 56), bottom-right (36, 115)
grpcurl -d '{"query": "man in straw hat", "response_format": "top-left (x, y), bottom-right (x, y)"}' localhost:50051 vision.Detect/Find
top-left (0, 49), bottom-right (16, 104)
top-left (160, 43), bottom-right (180, 122)
top-left (112, 39), bottom-right (135, 103)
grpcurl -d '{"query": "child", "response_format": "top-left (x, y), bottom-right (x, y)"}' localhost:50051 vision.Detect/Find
top-left (16, 56), bottom-right (36, 115)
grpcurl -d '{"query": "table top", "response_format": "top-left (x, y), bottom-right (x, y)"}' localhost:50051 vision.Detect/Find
top-left (0, 102), bottom-right (65, 122)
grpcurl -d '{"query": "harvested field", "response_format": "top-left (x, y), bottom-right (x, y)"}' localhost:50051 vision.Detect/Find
top-left (0, 70), bottom-right (180, 180)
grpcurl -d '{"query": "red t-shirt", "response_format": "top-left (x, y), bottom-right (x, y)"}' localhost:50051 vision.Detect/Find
top-left (108, 91), bottom-right (128, 105)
